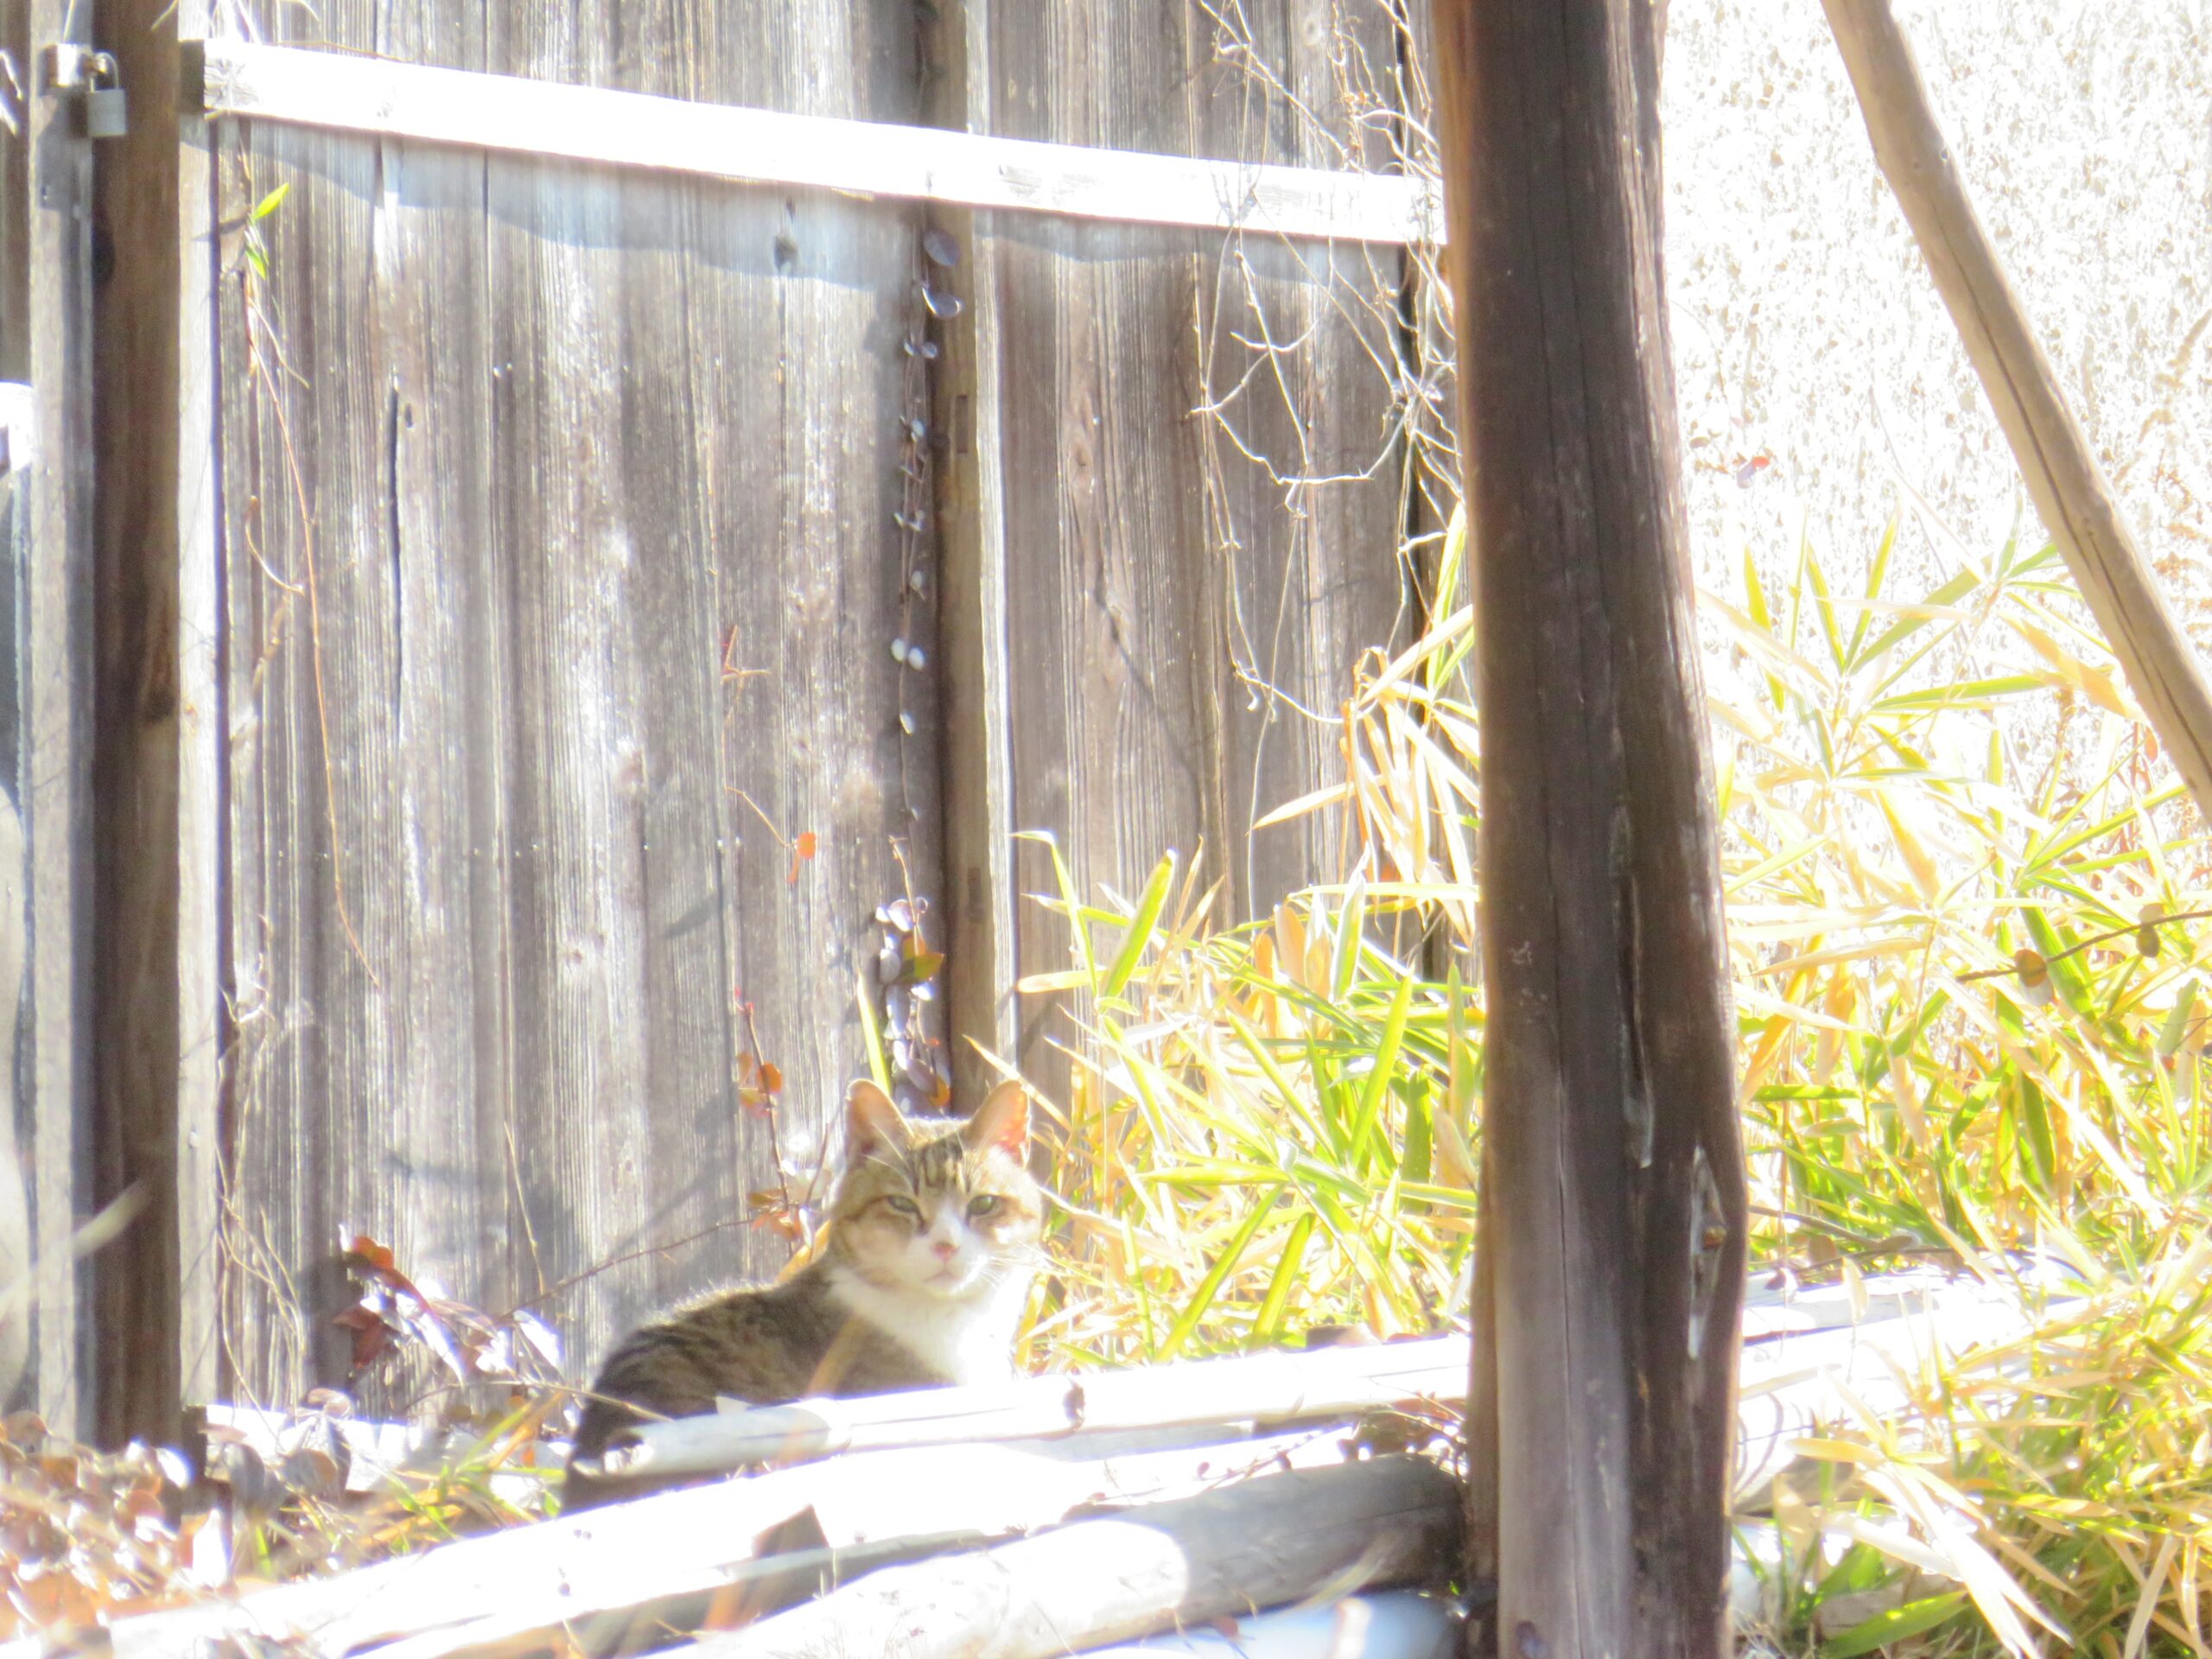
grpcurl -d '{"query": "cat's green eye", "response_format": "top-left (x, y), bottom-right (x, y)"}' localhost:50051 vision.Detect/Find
top-left (885, 1196), bottom-right (922, 1222)
top-left (967, 1195), bottom-right (1001, 1219)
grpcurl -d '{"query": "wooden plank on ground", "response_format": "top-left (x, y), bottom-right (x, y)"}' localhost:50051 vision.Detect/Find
top-left (206, 0), bottom-right (935, 1407)
top-left (152, 1274), bottom-right (2043, 1659)
top-left (695, 1457), bottom-right (1461, 1659)
top-left (107, 1424), bottom-right (1350, 1659)
top-left (592, 1333), bottom-right (1466, 1478)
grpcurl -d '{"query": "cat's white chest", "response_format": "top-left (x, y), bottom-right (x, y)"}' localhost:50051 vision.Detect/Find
top-left (829, 1266), bottom-right (1031, 1386)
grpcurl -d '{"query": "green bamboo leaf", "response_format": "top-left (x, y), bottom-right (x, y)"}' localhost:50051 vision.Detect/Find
top-left (1857, 567), bottom-right (1981, 665)
top-left (1742, 545), bottom-right (1772, 631)
top-left (2023, 907), bottom-right (2097, 1020)
top-left (2018, 1077), bottom-right (2057, 1191)
top-left (1805, 544), bottom-right (1847, 672)
top-left (1743, 550), bottom-right (1786, 712)
top-left (1330, 877), bottom-right (1367, 1005)
top-left (1428, 505), bottom-right (1468, 644)
top-left (1158, 1188), bottom-right (1283, 1360)
top-left (2158, 982), bottom-right (2200, 1058)
top-left (1102, 851), bottom-right (1178, 1001)
top-left (1844, 506), bottom-right (1898, 665)
top-left (1247, 1211), bottom-right (1315, 1351)
top-left (1347, 970), bottom-right (1417, 1169)
top-left (1821, 1591), bottom-right (1968, 1657)
top-left (1867, 673), bottom-right (2045, 715)
top-left (1402, 1075), bottom-right (1433, 1184)
top-left (1016, 830), bottom-right (1097, 988)
top-left (1446, 964), bottom-right (1477, 1131)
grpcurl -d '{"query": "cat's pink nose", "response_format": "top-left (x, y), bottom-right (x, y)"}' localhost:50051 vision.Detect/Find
top-left (931, 1239), bottom-right (957, 1261)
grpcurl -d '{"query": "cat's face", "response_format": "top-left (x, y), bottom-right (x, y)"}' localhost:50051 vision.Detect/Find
top-left (830, 1080), bottom-right (1042, 1300)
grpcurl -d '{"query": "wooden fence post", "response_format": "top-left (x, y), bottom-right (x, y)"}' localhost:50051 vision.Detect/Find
top-left (88, 0), bottom-right (217, 1446)
top-left (1432, 1), bottom-right (1746, 1655)
top-left (17, 0), bottom-right (102, 1440)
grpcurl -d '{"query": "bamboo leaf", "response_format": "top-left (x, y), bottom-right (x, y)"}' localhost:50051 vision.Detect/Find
top-left (1247, 1211), bottom-right (1315, 1351)
top-left (1156, 1188), bottom-right (1282, 1361)
top-left (1102, 852), bottom-right (1178, 1001)
top-left (1857, 567), bottom-right (1982, 664)
top-left (1821, 1592), bottom-right (1969, 1657)
top-left (1843, 505), bottom-right (1899, 665)
top-left (1347, 971), bottom-right (1417, 1170)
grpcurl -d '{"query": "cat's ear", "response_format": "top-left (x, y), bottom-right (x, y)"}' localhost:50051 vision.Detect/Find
top-left (961, 1080), bottom-right (1030, 1160)
top-left (846, 1079), bottom-right (912, 1163)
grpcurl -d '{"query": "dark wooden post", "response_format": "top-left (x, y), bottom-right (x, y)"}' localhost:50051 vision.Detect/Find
top-left (1432, 2), bottom-right (1746, 1655)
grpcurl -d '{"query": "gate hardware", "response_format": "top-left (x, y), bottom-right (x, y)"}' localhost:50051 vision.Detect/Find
top-left (42, 44), bottom-right (126, 140)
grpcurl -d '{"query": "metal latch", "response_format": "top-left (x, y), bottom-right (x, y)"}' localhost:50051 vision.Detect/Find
top-left (42, 44), bottom-right (125, 140)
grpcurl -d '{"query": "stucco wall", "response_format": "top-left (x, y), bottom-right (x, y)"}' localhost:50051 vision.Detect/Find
top-left (1662, 0), bottom-right (2212, 626)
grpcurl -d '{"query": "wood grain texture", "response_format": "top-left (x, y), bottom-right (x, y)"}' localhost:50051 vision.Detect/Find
top-left (172, 0), bottom-right (226, 1421)
top-left (165, 0), bottom-right (1420, 1416)
top-left (0, 0), bottom-right (30, 1418)
top-left (89, 0), bottom-right (215, 1444)
top-left (976, 0), bottom-right (1410, 1096)
top-left (702, 1457), bottom-right (1461, 1659)
top-left (1433, 0), bottom-right (1745, 1654)
top-left (20, 0), bottom-right (99, 1437)
top-left (197, 41), bottom-right (1439, 245)
top-left (0, 517), bottom-right (28, 1411)
top-left (210, 0), bottom-right (929, 1406)
top-left (921, 1), bottom-right (1017, 1101)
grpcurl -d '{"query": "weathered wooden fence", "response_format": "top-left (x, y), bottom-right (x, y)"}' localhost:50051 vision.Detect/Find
top-left (24, 0), bottom-right (1440, 1433)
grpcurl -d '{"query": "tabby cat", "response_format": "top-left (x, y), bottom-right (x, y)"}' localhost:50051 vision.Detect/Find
top-left (563, 1077), bottom-right (1040, 1510)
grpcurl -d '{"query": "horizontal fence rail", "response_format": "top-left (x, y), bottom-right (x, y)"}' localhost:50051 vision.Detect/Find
top-left (188, 39), bottom-right (1445, 245)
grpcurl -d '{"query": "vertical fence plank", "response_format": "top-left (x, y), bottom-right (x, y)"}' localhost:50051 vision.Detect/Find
top-left (0, 486), bottom-right (28, 1413)
top-left (947, 0), bottom-right (1410, 1103)
top-left (0, 0), bottom-right (32, 1415)
top-left (19, 0), bottom-right (99, 1436)
top-left (172, 10), bottom-right (224, 1416)
top-left (366, 0), bottom-right (506, 1372)
top-left (923, 1), bottom-right (1020, 1103)
top-left (87, 0), bottom-right (225, 1443)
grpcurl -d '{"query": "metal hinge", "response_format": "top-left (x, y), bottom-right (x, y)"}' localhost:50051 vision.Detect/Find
top-left (41, 44), bottom-right (125, 140)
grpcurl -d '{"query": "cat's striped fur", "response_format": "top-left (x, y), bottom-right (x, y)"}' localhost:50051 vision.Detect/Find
top-left (563, 1078), bottom-right (1039, 1510)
